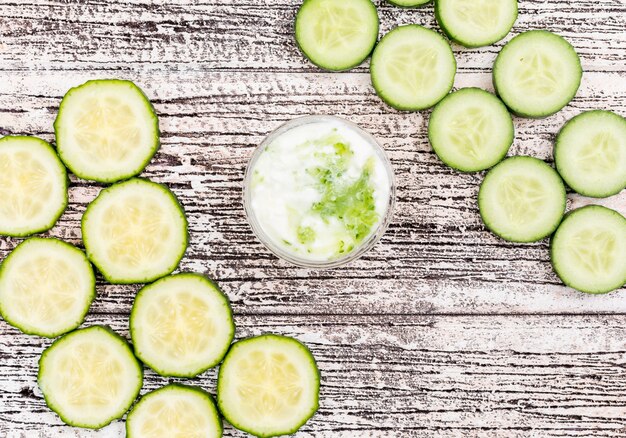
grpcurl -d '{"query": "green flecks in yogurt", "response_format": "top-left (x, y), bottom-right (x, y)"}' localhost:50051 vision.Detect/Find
top-left (312, 157), bottom-right (378, 245)
top-left (297, 225), bottom-right (316, 245)
top-left (299, 139), bottom-right (379, 256)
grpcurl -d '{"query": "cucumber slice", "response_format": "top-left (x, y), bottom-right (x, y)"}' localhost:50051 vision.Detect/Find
top-left (386, 0), bottom-right (431, 7)
top-left (54, 79), bottom-right (159, 183)
top-left (295, 0), bottom-right (379, 71)
top-left (551, 206), bottom-right (626, 294)
top-left (130, 273), bottom-right (235, 378)
top-left (126, 384), bottom-right (222, 438)
top-left (371, 25), bottom-right (456, 111)
top-left (428, 88), bottom-right (514, 172)
top-left (217, 334), bottom-right (320, 437)
top-left (478, 156), bottom-right (566, 242)
top-left (0, 136), bottom-right (68, 237)
top-left (435, 0), bottom-right (518, 48)
top-left (38, 325), bottom-right (143, 429)
top-left (0, 238), bottom-right (95, 338)
top-left (555, 110), bottom-right (626, 198)
top-left (493, 30), bottom-right (582, 118)
top-left (81, 178), bottom-right (188, 284)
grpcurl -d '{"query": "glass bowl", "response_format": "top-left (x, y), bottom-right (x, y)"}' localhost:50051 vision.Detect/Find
top-left (242, 115), bottom-right (396, 268)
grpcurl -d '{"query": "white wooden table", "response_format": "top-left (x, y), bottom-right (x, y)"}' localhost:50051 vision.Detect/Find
top-left (1, 0), bottom-right (625, 436)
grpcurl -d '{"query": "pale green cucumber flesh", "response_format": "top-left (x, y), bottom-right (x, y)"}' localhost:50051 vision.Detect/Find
top-left (38, 325), bottom-right (143, 429)
top-left (493, 30), bottom-right (582, 118)
top-left (429, 87), bottom-right (514, 172)
top-left (81, 178), bottom-right (188, 284)
top-left (386, 0), bottom-right (431, 7)
top-left (436, 0), bottom-right (518, 48)
top-left (0, 238), bottom-right (95, 338)
top-left (217, 334), bottom-right (320, 438)
top-left (371, 24), bottom-right (456, 111)
top-left (126, 384), bottom-right (222, 437)
top-left (54, 79), bottom-right (159, 183)
top-left (0, 136), bottom-right (68, 237)
top-left (551, 205), bottom-right (626, 294)
top-left (478, 156), bottom-right (566, 242)
top-left (130, 273), bottom-right (235, 378)
top-left (295, 0), bottom-right (379, 71)
top-left (555, 110), bottom-right (626, 198)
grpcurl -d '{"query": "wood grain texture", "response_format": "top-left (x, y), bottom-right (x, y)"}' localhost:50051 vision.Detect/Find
top-left (0, 0), bottom-right (625, 436)
top-left (3, 315), bottom-right (626, 437)
top-left (0, 70), bottom-right (623, 315)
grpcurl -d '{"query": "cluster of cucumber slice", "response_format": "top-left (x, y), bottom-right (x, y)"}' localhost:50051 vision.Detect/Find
top-left (294, 0), bottom-right (520, 110)
top-left (0, 80), bottom-right (321, 436)
top-left (451, 90), bottom-right (624, 295)
top-left (0, 80), bottom-right (188, 336)
top-left (294, 0), bottom-right (625, 294)
top-left (35, 272), bottom-right (320, 436)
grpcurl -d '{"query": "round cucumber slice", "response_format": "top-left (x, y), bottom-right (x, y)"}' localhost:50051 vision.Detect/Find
top-left (493, 30), bottom-right (582, 118)
top-left (551, 206), bottom-right (626, 294)
top-left (130, 273), bottom-right (235, 378)
top-left (555, 110), bottom-right (626, 198)
top-left (436, 0), bottom-right (518, 48)
top-left (126, 384), bottom-right (222, 438)
top-left (428, 88), bottom-right (514, 172)
top-left (217, 334), bottom-right (320, 438)
top-left (0, 238), bottom-right (95, 338)
top-left (295, 0), bottom-right (379, 71)
top-left (386, 0), bottom-right (431, 7)
top-left (38, 325), bottom-right (143, 429)
top-left (81, 178), bottom-right (188, 284)
top-left (371, 25), bottom-right (456, 111)
top-left (478, 156), bottom-right (566, 242)
top-left (0, 136), bottom-right (68, 237)
top-left (54, 79), bottom-right (159, 183)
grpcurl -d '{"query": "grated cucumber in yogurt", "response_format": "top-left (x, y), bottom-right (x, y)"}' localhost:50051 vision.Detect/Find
top-left (249, 120), bottom-right (391, 262)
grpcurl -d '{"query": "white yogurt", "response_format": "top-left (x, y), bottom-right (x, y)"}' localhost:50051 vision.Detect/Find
top-left (247, 118), bottom-right (393, 263)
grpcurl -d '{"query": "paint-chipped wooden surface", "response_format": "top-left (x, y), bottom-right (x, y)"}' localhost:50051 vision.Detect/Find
top-left (0, 0), bottom-right (625, 436)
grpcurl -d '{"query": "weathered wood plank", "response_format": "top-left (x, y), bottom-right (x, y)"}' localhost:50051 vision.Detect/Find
top-left (1, 0), bottom-right (625, 435)
top-left (0, 70), bottom-right (623, 314)
top-left (0, 0), bottom-right (624, 73)
top-left (2, 315), bottom-right (626, 437)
